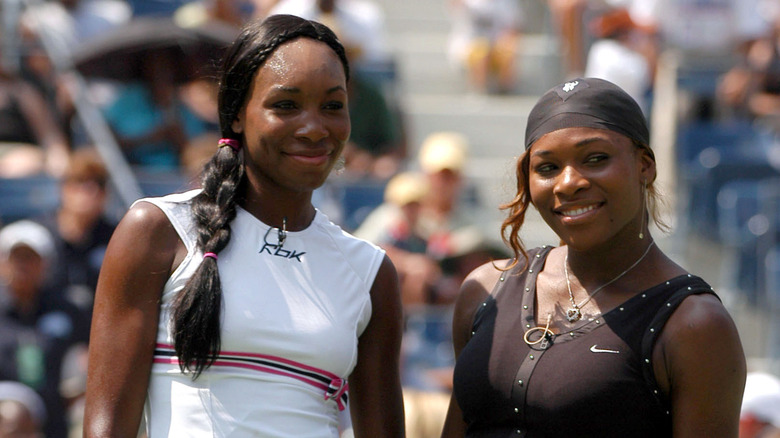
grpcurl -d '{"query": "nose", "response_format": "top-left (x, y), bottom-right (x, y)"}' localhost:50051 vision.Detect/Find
top-left (295, 110), bottom-right (329, 143)
top-left (553, 165), bottom-right (590, 197)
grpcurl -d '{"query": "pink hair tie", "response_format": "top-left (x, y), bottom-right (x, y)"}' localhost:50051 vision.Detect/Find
top-left (203, 252), bottom-right (218, 261)
top-left (217, 138), bottom-right (241, 151)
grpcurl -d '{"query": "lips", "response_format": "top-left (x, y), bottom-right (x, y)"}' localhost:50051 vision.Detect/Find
top-left (556, 202), bottom-right (602, 219)
top-left (284, 148), bottom-right (332, 166)
top-left (561, 205), bottom-right (597, 217)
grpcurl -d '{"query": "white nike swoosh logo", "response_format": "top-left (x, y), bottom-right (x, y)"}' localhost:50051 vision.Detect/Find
top-left (590, 345), bottom-right (620, 354)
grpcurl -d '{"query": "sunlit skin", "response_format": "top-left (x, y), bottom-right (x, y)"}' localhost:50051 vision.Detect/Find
top-left (232, 38), bottom-right (350, 228)
top-left (528, 126), bottom-right (654, 255)
top-left (83, 31), bottom-right (404, 438)
top-left (441, 126), bottom-right (746, 438)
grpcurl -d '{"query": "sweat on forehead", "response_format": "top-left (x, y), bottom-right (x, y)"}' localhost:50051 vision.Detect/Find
top-left (524, 78), bottom-right (650, 152)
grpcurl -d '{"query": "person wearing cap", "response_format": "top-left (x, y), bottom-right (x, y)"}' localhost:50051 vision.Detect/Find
top-left (740, 372), bottom-right (780, 438)
top-left (0, 380), bottom-right (46, 438)
top-left (37, 147), bottom-right (116, 317)
top-left (356, 131), bottom-right (478, 263)
top-left (0, 220), bottom-right (89, 438)
top-left (441, 77), bottom-right (746, 437)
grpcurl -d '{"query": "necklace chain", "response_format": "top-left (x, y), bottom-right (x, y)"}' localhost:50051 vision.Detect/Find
top-left (563, 241), bottom-right (655, 322)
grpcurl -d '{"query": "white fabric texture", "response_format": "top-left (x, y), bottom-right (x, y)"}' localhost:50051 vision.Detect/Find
top-left (134, 189), bottom-right (384, 437)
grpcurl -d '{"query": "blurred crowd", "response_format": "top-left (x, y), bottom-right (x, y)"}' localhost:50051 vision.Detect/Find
top-left (0, 0), bottom-right (780, 437)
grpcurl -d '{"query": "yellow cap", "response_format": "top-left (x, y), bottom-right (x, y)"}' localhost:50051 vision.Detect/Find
top-left (384, 171), bottom-right (429, 206)
top-left (418, 132), bottom-right (468, 173)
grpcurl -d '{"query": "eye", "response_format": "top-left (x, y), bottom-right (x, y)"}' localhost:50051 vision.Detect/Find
top-left (585, 153), bottom-right (609, 165)
top-left (273, 100), bottom-right (297, 110)
top-left (533, 162), bottom-right (558, 175)
top-left (323, 100), bottom-right (345, 111)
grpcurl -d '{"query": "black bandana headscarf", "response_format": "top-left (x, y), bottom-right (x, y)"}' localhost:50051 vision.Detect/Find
top-left (524, 77), bottom-right (651, 158)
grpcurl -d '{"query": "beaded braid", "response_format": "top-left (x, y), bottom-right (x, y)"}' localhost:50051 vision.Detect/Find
top-left (169, 14), bottom-right (350, 377)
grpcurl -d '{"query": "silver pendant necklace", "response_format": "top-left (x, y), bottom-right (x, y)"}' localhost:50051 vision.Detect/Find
top-left (564, 240), bottom-right (655, 322)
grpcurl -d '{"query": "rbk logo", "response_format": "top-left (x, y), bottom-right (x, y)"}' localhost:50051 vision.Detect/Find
top-left (260, 228), bottom-right (305, 262)
top-left (562, 81), bottom-right (579, 92)
top-left (260, 243), bottom-right (305, 262)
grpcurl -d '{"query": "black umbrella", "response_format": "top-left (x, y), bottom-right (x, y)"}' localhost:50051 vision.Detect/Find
top-left (71, 17), bottom-right (238, 83)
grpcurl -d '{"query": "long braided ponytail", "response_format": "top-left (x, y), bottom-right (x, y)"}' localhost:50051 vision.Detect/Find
top-left (170, 14), bottom-right (350, 377)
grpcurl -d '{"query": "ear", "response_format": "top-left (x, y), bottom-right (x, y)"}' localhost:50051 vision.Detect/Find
top-left (636, 147), bottom-right (656, 185)
top-left (231, 109), bottom-right (245, 134)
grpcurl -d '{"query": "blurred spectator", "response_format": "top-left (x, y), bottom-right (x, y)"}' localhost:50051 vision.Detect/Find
top-left (446, 0), bottom-right (524, 94)
top-left (0, 381), bottom-right (46, 438)
top-left (355, 131), bottom-right (482, 287)
top-left (19, 0), bottom-right (132, 147)
top-left (20, 0), bottom-right (132, 56)
top-left (378, 171), bottom-right (441, 307)
top-left (102, 50), bottom-right (215, 170)
top-left (269, 0), bottom-right (391, 67)
top-left (124, 0), bottom-right (193, 17)
top-left (547, 0), bottom-right (591, 76)
top-left (740, 372), bottom-right (780, 438)
top-left (343, 70), bottom-right (406, 180)
top-left (181, 131), bottom-right (221, 185)
top-left (0, 221), bottom-right (89, 438)
top-left (717, 4), bottom-right (780, 129)
top-left (0, 51), bottom-right (70, 178)
top-left (382, 171), bottom-right (430, 254)
top-left (584, 5), bottom-right (656, 113)
top-left (174, 0), bottom-right (264, 28)
top-left (36, 148), bottom-right (115, 317)
top-left (355, 134), bottom-right (507, 438)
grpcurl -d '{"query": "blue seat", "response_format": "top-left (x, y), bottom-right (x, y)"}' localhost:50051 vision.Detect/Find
top-left (335, 178), bottom-right (387, 233)
top-left (763, 246), bottom-right (780, 367)
top-left (0, 176), bottom-right (60, 225)
top-left (675, 119), bottom-right (758, 167)
top-left (681, 123), bottom-right (779, 241)
top-left (716, 178), bottom-right (780, 304)
top-left (134, 168), bottom-right (191, 198)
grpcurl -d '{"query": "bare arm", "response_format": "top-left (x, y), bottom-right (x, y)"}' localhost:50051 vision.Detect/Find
top-left (654, 294), bottom-right (747, 438)
top-left (440, 261), bottom-right (504, 438)
top-left (83, 201), bottom-right (182, 437)
top-left (349, 255), bottom-right (405, 437)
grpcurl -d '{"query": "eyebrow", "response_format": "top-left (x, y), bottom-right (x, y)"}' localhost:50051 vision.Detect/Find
top-left (273, 85), bottom-right (347, 94)
top-left (531, 136), bottom-right (608, 157)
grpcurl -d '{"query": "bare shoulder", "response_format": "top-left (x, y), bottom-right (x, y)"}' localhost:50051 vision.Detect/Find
top-left (115, 201), bottom-right (179, 249)
top-left (120, 200), bottom-right (175, 234)
top-left (457, 260), bottom-right (506, 310)
top-left (101, 200), bottom-right (182, 279)
top-left (656, 290), bottom-right (745, 387)
top-left (451, 259), bottom-right (507, 352)
top-left (663, 292), bottom-right (737, 339)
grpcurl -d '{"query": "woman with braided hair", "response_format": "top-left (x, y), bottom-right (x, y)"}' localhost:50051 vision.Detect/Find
top-left (83, 14), bottom-right (404, 437)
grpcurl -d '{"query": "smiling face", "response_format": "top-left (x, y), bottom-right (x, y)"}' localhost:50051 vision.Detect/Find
top-left (231, 37), bottom-right (350, 196)
top-left (527, 127), bottom-right (655, 250)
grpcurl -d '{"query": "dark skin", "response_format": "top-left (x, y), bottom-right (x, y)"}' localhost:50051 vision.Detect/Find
top-left (84, 38), bottom-right (405, 437)
top-left (441, 127), bottom-right (746, 437)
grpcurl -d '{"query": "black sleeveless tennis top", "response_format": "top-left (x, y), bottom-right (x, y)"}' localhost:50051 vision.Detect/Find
top-left (452, 246), bottom-right (717, 437)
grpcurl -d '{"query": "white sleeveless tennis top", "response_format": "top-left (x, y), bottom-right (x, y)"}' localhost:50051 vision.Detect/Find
top-left (136, 190), bottom-right (385, 437)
